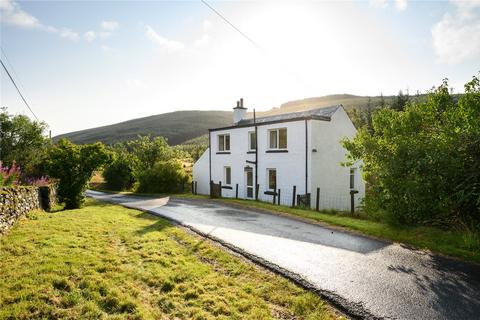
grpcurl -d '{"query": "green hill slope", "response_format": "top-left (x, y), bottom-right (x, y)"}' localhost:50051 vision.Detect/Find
top-left (54, 110), bottom-right (233, 145)
top-left (56, 94), bottom-right (420, 146)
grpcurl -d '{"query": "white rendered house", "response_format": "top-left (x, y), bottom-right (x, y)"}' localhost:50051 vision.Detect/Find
top-left (193, 99), bottom-right (365, 211)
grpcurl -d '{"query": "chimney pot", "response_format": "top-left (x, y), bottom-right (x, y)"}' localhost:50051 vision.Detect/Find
top-left (233, 98), bottom-right (247, 124)
top-left (240, 98), bottom-right (244, 108)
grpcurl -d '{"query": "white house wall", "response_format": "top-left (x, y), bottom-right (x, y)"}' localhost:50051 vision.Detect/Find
top-left (192, 148), bottom-right (210, 195)
top-left (310, 107), bottom-right (365, 211)
top-left (209, 120), bottom-right (309, 204)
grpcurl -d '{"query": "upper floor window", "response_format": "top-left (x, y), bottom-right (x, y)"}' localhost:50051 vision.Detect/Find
top-left (268, 128), bottom-right (287, 150)
top-left (248, 131), bottom-right (256, 151)
top-left (218, 134), bottom-right (230, 152)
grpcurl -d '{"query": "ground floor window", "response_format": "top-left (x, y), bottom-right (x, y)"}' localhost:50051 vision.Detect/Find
top-left (350, 168), bottom-right (357, 189)
top-left (267, 168), bottom-right (277, 190)
top-left (224, 166), bottom-right (231, 185)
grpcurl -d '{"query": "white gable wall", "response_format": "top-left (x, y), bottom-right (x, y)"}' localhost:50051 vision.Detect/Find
top-left (310, 107), bottom-right (365, 210)
top-left (192, 148), bottom-right (210, 195)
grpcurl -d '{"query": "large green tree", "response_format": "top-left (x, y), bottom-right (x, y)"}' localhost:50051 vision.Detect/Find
top-left (45, 139), bottom-right (112, 209)
top-left (343, 75), bottom-right (480, 228)
top-left (0, 107), bottom-right (49, 174)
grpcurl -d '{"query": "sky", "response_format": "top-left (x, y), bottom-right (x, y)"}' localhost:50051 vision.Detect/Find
top-left (0, 0), bottom-right (479, 136)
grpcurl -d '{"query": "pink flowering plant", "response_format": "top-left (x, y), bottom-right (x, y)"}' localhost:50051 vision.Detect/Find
top-left (0, 161), bottom-right (22, 186)
top-left (24, 176), bottom-right (51, 186)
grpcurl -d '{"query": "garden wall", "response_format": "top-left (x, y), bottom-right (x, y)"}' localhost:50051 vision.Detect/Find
top-left (0, 185), bottom-right (57, 233)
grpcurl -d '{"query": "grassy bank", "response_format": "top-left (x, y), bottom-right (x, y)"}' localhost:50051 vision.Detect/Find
top-left (0, 199), bottom-right (342, 320)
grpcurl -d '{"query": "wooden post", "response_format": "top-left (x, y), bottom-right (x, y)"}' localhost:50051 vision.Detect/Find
top-left (219, 181), bottom-right (222, 198)
top-left (235, 183), bottom-right (239, 199)
top-left (210, 180), bottom-right (213, 198)
top-left (277, 189), bottom-right (281, 205)
top-left (194, 181), bottom-right (197, 195)
top-left (350, 190), bottom-right (358, 215)
top-left (272, 192), bottom-right (276, 204)
top-left (291, 185), bottom-right (296, 208)
top-left (316, 187), bottom-right (320, 211)
top-left (255, 184), bottom-right (259, 200)
top-left (191, 181), bottom-right (195, 194)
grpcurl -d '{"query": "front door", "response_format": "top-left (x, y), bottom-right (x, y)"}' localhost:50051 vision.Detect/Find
top-left (245, 169), bottom-right (254, 199)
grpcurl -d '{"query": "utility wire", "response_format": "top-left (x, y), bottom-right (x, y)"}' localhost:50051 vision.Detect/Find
top-left (1, 47), bottom-right (30, 98)
top-left (0, 58), bottom-right (40, 122)
top-left (200, 0), bottom-right (261, 49)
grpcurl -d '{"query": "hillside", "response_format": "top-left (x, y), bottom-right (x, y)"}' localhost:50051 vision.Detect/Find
top-left (56, 94), bottom-right (418, 146)
top-left (54, 110), bottom-right (233, 145)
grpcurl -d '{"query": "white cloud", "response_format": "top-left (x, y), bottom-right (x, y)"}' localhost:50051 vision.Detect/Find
top-left (432, 1), bottom-right (480, 64)
top-left (394, 0), bottom-right (407, 11)
top-left (59, 28), bottom-right (79, 41)
top-left (101, 20), bottom-right (119, 31)
top-left (194, 34), bottom-right (210, 47)
top-left (84, 30), bottom-right (96, 42)
top-left (126, 78), bottom-right (144, 88)
top-left (0, 0), bottom-right (41, 28)
top-left (145, 25), bottom-right (184, 51)
top-left (203, 19), bottom-right (212, 31)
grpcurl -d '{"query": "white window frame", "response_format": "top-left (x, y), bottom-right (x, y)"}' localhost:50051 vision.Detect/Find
top-left (267, 168), bottom-right (277, 190)
top-left (218, 134), bottom-right (230, 152)
top-left (248, 131), bottom-right (256, 151)
top-left (224, 166), bottom-right (232, 186)
top-left (268, 128), bottom-right (287, 150)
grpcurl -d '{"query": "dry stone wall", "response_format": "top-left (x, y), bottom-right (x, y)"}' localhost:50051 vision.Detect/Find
top-left (0, 185), bottom-right (57, 233)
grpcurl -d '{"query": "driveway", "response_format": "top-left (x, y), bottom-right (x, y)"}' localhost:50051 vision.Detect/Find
top-left (86, 190), bottom-right (480, 320)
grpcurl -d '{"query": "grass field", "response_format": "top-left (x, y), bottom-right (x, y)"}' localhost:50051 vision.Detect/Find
top-left (0, 199), bottom-right (343, 320)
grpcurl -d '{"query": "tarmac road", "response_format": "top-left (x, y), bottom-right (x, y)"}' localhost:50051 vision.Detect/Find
top-left (87, 190), bottom-right (480, 320)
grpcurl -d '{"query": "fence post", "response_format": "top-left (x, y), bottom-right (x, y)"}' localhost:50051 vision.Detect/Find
top-left (210, 180), bottom-right (213, 198)
top-left (219, 181), bottom-right (222, 198)
top-left (191, 181), bottom-right (195, 194)
top-left (316, 187), bottom-right (320, 211)
top-left (194, 181), bottom-right (197, 195)
top-left (235, 183), bottom-right (238, 199)
top-left (291, 185), bottom-right (296, 208)
top-left (255, 184), bottom-right (259, 200)
top-left (277, 188), bottom-right (281, 205)
top-left (350, 190), bottom-right (358, 215)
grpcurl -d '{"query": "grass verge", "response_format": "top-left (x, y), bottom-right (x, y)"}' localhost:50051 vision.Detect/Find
top-left (0, 199), bottom-right (343, 320)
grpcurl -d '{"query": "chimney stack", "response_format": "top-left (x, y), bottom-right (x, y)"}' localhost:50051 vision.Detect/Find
top-left (233, 97), bottom-right (247, 124)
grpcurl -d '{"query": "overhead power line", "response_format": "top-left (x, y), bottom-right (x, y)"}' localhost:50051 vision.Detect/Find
top-left (0, 57), bottom-right (40, 122)
top-left (200, 0), bottom-right (261, 49)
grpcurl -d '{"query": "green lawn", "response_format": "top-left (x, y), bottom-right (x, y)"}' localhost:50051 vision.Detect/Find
top-left (0, 199), bottom-right (342, 320)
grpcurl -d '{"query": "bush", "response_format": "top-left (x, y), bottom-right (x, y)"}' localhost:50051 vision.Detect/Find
top-left (45, 139), bottom-right (112, 209)
top-left (136, 160), bottom-right (189, 194)
top-left (103, 152), bottom-right (137, 191)
top-left (343, 75), bottom-right (480, 228)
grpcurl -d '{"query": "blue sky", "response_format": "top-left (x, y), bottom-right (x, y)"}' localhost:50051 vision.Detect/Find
top-left (1, 0), bottom-right (479, 136)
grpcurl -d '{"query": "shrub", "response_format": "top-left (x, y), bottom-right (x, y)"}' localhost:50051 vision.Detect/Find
top-left (136, 160), bottom-right (189, 194)
top-left (342, 75), bottom-right (480, 228)
top-left (103, 152), bottom-right (137, 191)
top-left (0, 161), bottom-right (21, 186)
top-left (45, 139), bottom-right (112, 209)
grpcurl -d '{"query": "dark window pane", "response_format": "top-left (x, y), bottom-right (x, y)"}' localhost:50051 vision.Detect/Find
top-left (269, 130), bottom-right (277, 149)
top-left (247, 187), bottom-right (253, 198)
top-left (279, 128), bottom-right (287, 149)
top-left (225, 135), bottom-right (230, 151)
top-left (250, 132), bottom-right (256, 150)
top-left (219, 135), bottom-right (224, 151)
top-left (247, 171), bottom-right (253, 185)
top-left (225, 167), bottom-right (231, 185)
top-left (268, 169), bottom-right (276, 189)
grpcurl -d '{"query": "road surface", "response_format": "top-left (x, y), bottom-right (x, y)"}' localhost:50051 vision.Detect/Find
top-left (87, 190), bottom-right (480, 320)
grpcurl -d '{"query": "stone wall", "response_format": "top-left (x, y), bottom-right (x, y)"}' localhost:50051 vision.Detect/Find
top-left (0, 185), bottom-right (57, 233)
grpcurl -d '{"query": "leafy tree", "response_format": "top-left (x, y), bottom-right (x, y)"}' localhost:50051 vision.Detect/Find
top-left (45, 139), bottom-right (112, 209)
top-left (391, 90), bottom-right (409, 111)
top-left (0, 107), bottom-right (49, 175)
top-left (342, 75), bottom-right (480, 228)
top-left (136, 159), bottom-right (189, 194)
top-left (103, 150), bottom-right (138, 191)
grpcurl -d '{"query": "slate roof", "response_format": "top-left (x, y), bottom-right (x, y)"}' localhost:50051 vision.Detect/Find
top-left (237, 105), bottom-right (341, 126)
